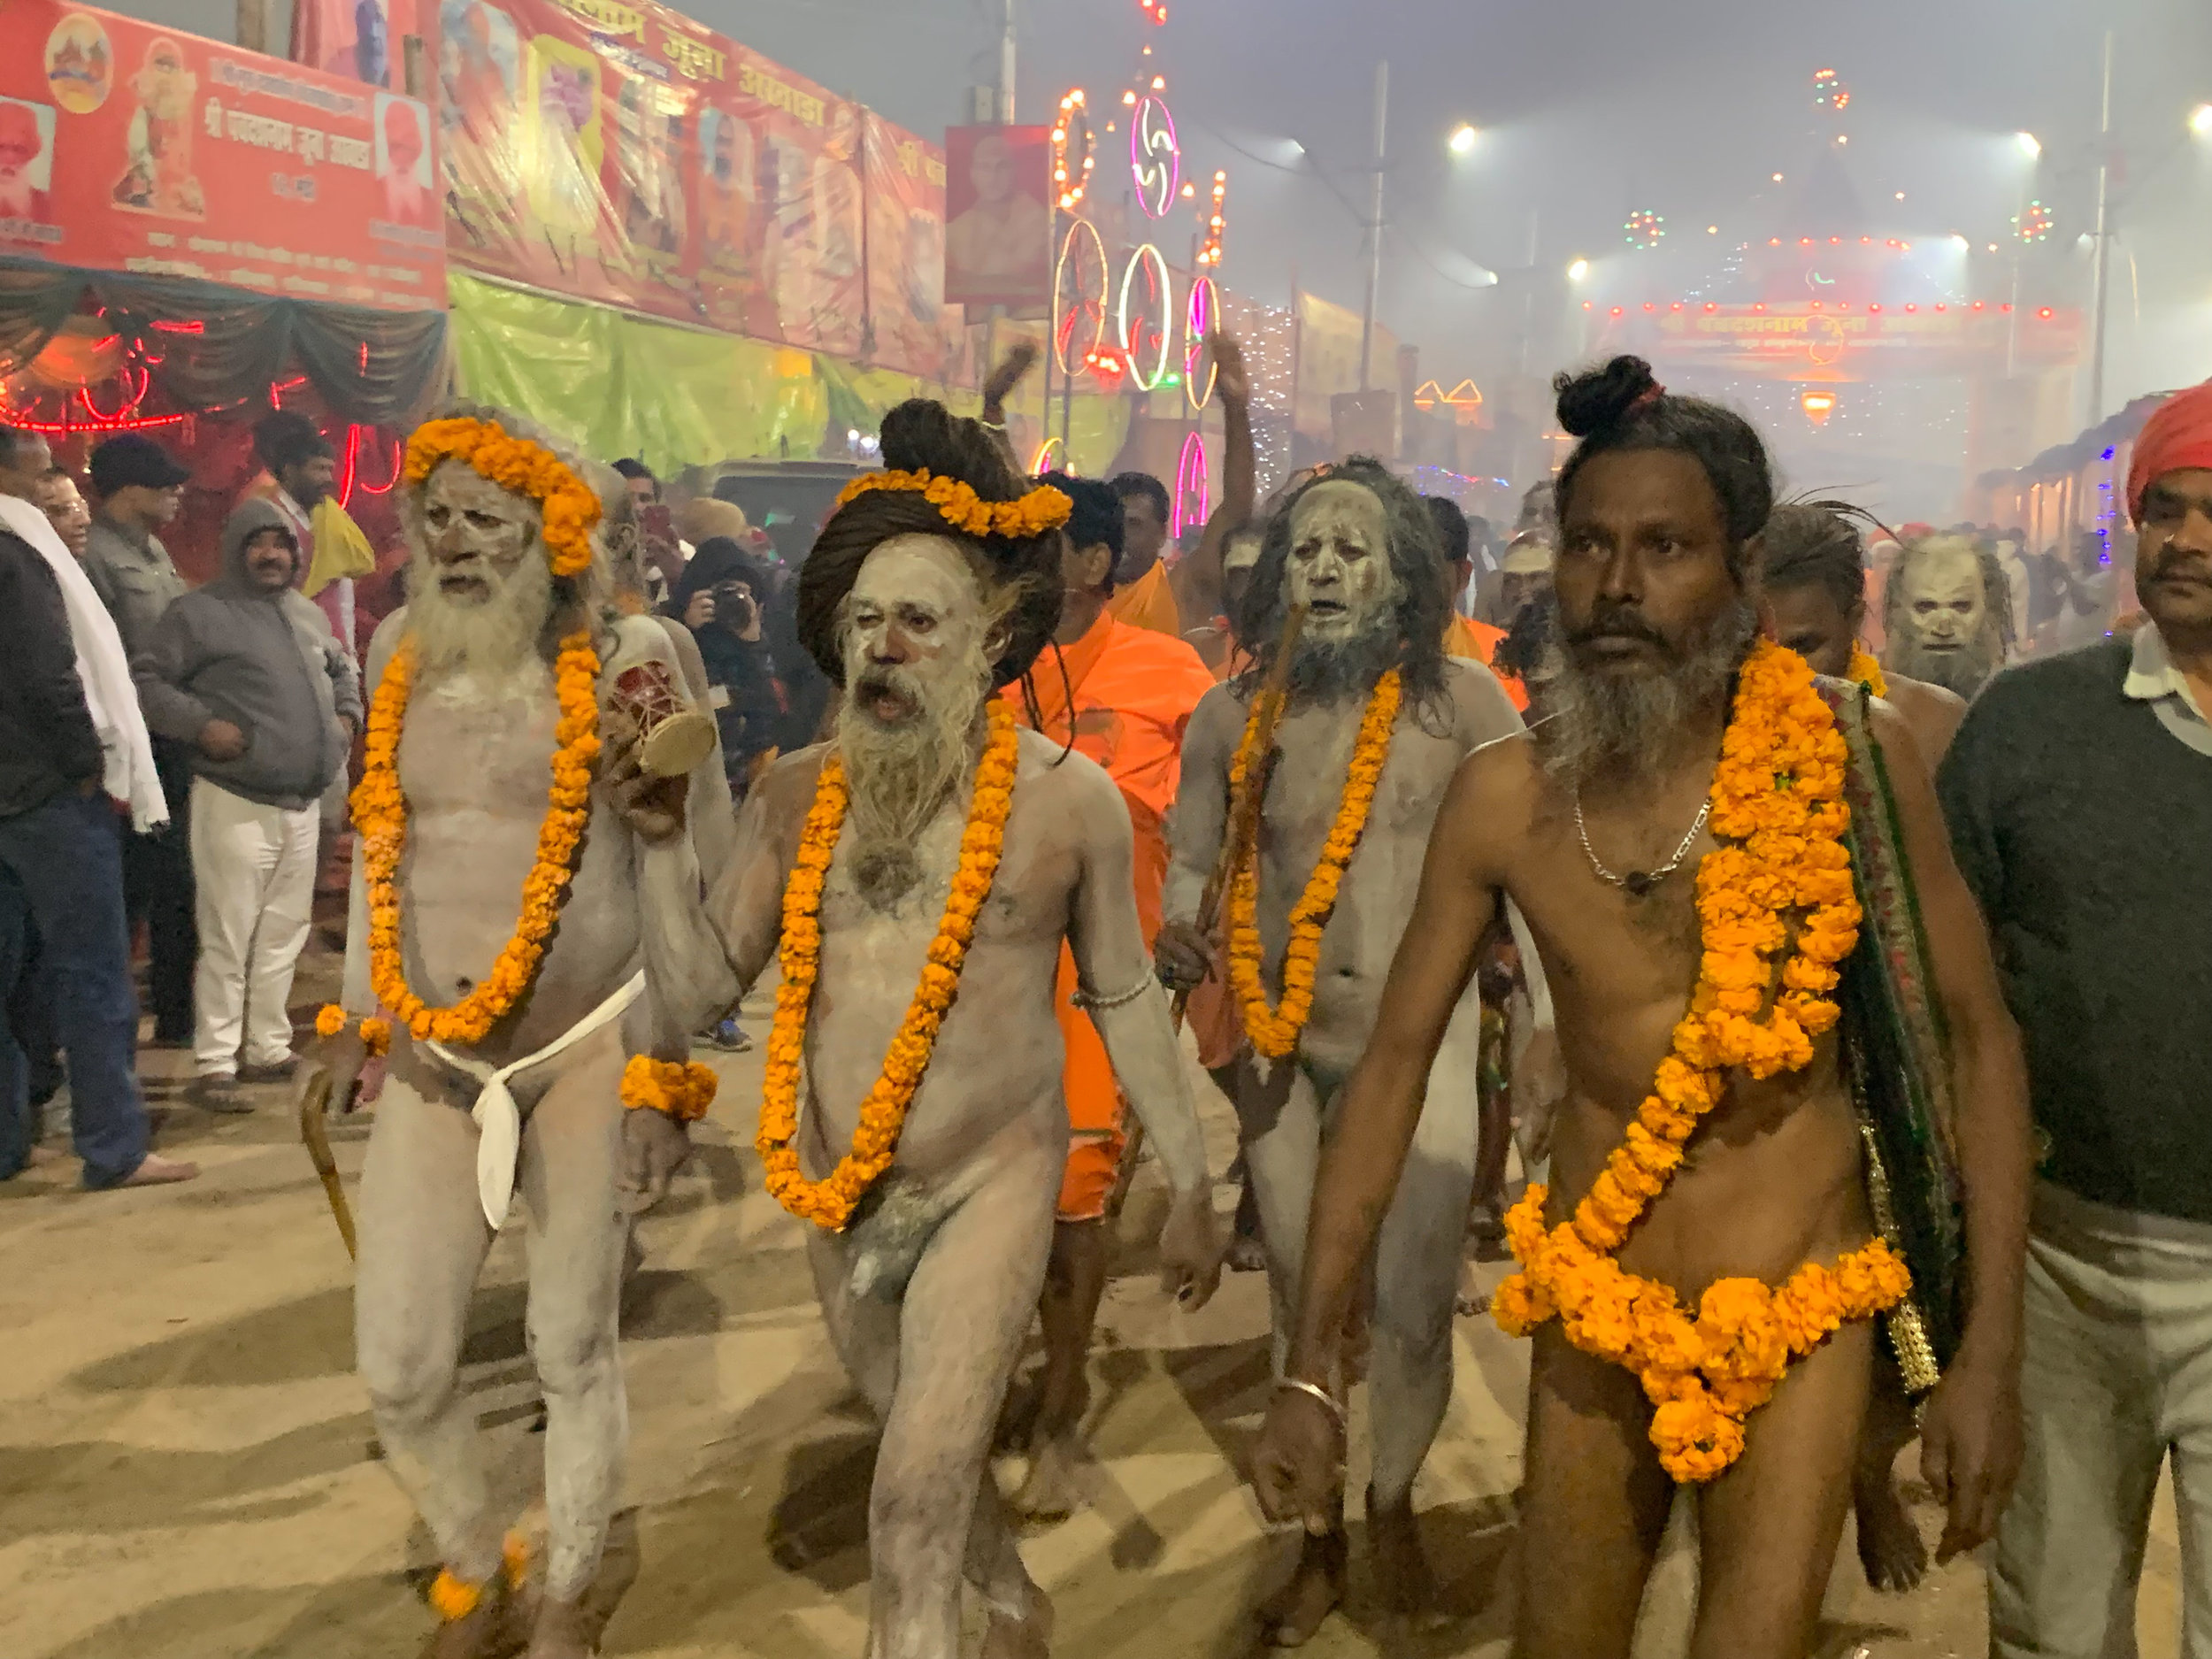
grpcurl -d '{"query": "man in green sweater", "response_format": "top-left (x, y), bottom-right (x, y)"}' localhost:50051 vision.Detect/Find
top-left (1939, 377), bottom-right (2212, 1657)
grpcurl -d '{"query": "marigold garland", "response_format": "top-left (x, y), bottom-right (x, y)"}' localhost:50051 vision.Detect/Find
top-left (426, 1531), bottom-right (528, 1621)
top-left (832, 468), bottom-right (1073, 541)
top-left (313, 1005), bottom-right (394, 1056)
top-left (321, 630), bottom-right (602, 1049)
top-left (621, 1055), bottom-right (718, 1122)
top-left (757, 701), bottom-right (1021, 1229)
top-left (1490, 639), bottom-right (1908, 1483)
top-left (1225, 669), bottom-right (1401, 1058)
top-left (404, 417), bottom-right (602, 579)
top-left (1847, 648), bottom-right (1888, 699)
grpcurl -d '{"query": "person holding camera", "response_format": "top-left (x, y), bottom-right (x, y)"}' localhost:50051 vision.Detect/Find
top-left (666, 537), bottom-right (785, 793)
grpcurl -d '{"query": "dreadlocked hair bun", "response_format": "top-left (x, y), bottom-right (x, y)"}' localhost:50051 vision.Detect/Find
top-left (1554, 355), bottom-right (1662, 438)
top-left (796, 397), bottom-right (1063, 689)
top-left (879, 397), bottom-right (1025, 501)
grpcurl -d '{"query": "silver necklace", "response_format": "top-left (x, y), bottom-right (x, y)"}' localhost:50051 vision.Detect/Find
top-left (1574, 791), bottom-right (1712, 898)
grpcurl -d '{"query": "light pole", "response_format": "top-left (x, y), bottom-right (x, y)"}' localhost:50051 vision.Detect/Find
top-left (2085, 30), bottom-right (2115, 424)
top-left (1359, 60), bottom-right (1388, 393)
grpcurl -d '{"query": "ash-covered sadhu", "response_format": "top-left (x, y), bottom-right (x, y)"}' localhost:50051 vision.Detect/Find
top-left (667, 397), bottom-right (1223, 1659)
top-left (1246, 356), bottom-right (2033, 1659)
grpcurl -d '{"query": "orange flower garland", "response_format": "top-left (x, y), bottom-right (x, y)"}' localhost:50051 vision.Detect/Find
top-left (1847, 648), bottom-right (1888, 699)
top-left (319, 630), bottom-right (602, 1048)
top-left (758, 701), bottom-right (1021, 1230)
top-left (620, 1056), bottom-right (718, 1122)
top-left (831, 468), bottom-right (1073, 541)
top-left (1225, 669), bottom-right (1401, 1058)
top-left (404, 417), bottom-right (602, 579)
top-left (1491, 639), bottom-right (1909, 1482)
top-left (427, 1531), bottom-right (529, 1622)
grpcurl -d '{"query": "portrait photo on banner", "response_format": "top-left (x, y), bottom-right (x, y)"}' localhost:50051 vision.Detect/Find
top-left (943, 123), bottom-right (1051, 311)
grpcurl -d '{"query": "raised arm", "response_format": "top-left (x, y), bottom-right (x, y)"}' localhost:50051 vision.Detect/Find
top-left (1252, 740), bottom-right (1515, 1529)
top-left (979, 340), bottom-right (1041, 476)
top-left (1064, 757), bottom-right (1222, 1307)
top-left (1872, 701), bottom-right (2031, 1563)
top-left (1180, 334), bottom-right (1256, 627)
top-left (1156, 683), bottom-right (1240, 985)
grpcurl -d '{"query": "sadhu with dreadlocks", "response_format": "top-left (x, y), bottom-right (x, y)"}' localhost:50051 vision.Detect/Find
top-left (1154, 454), bottom-right (1534, 1641)
top-left (1246, 358), bottom-right (2032, 1658)
top-left (1761, 499), bottom-right (1970, 764)
top-left (655, 398), bottom-right (1221, 1659)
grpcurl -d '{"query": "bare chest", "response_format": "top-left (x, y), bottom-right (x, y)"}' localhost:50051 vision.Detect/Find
top-left (397, 688), bottom-right (559, 822)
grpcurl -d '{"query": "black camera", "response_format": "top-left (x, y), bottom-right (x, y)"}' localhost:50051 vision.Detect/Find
top-left (711, 581), bottom-right (756, 626)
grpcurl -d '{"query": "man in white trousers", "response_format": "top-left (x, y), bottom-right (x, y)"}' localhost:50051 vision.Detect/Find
top-left (135, 498), bottom-right (359, 1110)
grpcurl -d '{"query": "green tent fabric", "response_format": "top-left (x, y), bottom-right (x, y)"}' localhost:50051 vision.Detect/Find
top-left (814, 355), bottom-right (1131, 479)
top-left (449, 273), bottom-right (826, 470)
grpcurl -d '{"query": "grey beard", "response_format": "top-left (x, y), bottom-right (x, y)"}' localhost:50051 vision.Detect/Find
top-left (1537, 599), bottom-right (1759, 789)
top-left (835, 645), bottom-right (992, 909)
top-left (405, 548), bottom-right (554, 682)
top-left (1885, 634), bottom-right (2001, 700)
top-left (1282, 622), bottom-right (1402, 705)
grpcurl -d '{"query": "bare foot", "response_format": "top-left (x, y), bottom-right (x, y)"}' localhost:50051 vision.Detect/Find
top-left (1367, 1492), bottom-right (1440, 1616)
top-left (995, 1374), bottom-right (1041, 1455)
top-left (1854, 1476), bottom-right (1929, 1592)
top-left (25, 1145), bottom-right (64, 1168)
top-left (1011, 1432), bottom-right (1087, 1522)
top-left (1225, 1234), bottom-right (1269, 1273)
top-left (418, 1576), bottom-right (516, 1659)
top-left (981, 1588), bottom-right (1054, 1659)
top-left (119, 1154), bottom-right (199, 1187)
top-left (526, 1594), bottom-right (597, 1658)
top-left (1258, 1527), bottom-right (1346, 1647)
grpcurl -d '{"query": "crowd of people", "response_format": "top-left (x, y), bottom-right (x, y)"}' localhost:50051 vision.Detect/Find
top-left (1, 345), bottom-right (2207, 1659)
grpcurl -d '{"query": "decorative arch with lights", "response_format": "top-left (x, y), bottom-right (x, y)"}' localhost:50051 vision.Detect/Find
top-left (1053, 217), bottom-right (1110, 375)
top-left (1183, 274), bottom-right (1217, 411)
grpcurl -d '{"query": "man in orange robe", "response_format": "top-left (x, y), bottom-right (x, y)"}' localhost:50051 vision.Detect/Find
top-left (1427, 494), bottom-right (1528, 711)
top-left (1001, 471), bottom-right (1216, 1518)
top-left (1107, 472), bottom-right (1183, 637)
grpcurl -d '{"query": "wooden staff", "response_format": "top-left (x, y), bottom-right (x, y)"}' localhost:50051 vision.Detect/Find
top-left (1104, 603), bottom-right (1309, 1222)
top-left (299, 1069), bottom-right (357, 1261)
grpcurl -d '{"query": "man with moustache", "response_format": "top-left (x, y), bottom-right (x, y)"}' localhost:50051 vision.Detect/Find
top-left (660, 400), bottom-right (1221, 1659)
top-left (1152, 456), bottom-right (1529, 1642)
top-left (300, 403), bottom-right (726, 1659)
top-left (1247, 357), bottom-right (2033, 1659)
top-left (1762, 502), bottom-right (1970, 764)
top-left (1881, 531), bottom-right (2011, 701)
top-left (1944, 380), bottom-right (2212, 1659)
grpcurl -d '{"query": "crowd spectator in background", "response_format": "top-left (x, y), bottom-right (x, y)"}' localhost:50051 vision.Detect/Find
top-left (668, 537), bottom-right (785, 795)
top-left (84, 434), bottom-right (199, 1047)
top-left (135, 501), bottom-right (360, 1112)
top-left (244, 412), bottom-right (358, 659)
top-left (0, 426), bottom-right (196, 1189)
top-left (613, 457), bottom-right (687, 606)
top-left (1423, 495), bottom-right (1523, 709)
top-left (35, 466), bottom-right (91, 559)
top-left (1108, 472), bottom-right (1181, 635)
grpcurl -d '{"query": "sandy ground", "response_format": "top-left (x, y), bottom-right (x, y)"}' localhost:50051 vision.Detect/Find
top-left (1, 932), bottom-right (2188, 1659)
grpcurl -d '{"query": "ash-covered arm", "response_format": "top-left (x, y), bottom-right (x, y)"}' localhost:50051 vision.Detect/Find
top-left (1066, 758), bottom-right (1209, 1196)
top-left (1162, 684), bottom-right (1240, 930)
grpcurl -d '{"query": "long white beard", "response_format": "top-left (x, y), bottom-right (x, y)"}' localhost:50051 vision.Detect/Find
top-left (405, 547), bottom-right (554, 683)
top-left (1886, 631), bottom-right (2002, 700)
top-left (835, 640), bottom-right (993, 908)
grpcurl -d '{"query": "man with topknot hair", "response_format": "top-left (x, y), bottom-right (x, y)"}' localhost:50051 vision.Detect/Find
top-left (1249, 357), bottom-right (2033, 1658)
top-left (662, 398), bottom-right (1222, 1659)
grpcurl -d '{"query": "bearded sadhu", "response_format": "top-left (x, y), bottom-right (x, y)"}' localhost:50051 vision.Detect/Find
top-left (654, 398), bottom-right (1222, 1658)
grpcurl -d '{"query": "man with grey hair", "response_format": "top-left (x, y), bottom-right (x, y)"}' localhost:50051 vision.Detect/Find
top-left (302, 404), bottom-right (726, 1659)
top-left (1881, 533), bottom-right (2011, 701)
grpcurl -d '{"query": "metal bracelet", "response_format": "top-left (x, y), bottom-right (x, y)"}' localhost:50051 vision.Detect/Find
top-left (1070, 972), bottom-right (1155, 1012)
top-left (1274, 1376), bottom-right (1345, 1429)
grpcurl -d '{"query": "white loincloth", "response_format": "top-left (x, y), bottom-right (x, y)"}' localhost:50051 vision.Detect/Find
top-left (426, 972), bottom-right (645, 1230)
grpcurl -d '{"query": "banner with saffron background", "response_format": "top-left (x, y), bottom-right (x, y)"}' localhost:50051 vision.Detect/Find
top-left (0, 0), bottom-right (443, 311)
top-left (437, 0), bottom-right (864, 352)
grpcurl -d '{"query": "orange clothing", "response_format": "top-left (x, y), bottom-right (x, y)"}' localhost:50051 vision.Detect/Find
top-left (1445, 611), bottom-right (1528, 712)
top-left (1107, 559), bottom-right (1181, 638)
top-left (1008, 611), bottom-right (1214, 1218)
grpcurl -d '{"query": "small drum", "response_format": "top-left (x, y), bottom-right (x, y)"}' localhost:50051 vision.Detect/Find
top-left (611, 661), bottom-right (718, 779)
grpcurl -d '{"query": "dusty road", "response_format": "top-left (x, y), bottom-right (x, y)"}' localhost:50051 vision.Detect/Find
top-left (0, 945), bottom-right (2185, 1658)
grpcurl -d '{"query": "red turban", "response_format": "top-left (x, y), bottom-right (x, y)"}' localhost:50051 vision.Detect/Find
top-left (2129, 380), bottom-right (2212, 524)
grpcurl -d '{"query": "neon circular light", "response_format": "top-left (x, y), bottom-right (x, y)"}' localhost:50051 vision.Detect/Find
top-left (1183, 275), bottom-right (1218, 411)
top-left (1052, 218), bottom-right (1108, 375)
top-left (1117, 242), bottom-right (1174, 392)
top-left (1171, 429), bottom-right (1210, 537)
top-left (1051, 89), bottom-right (1096, 211)
top-left (1130, 96), bottom-right (1180, 220)
top-left (1030, 435), bottom-right (1065, 477)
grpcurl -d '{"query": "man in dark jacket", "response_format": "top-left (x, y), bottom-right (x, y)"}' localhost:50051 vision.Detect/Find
top-left (134, 500), bottom-right (362, 1108)
top-left (0, 520), bottom-right (196, 1187)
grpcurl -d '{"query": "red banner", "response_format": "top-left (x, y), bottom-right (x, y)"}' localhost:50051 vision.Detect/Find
top-left (439, 0), bottom-right (874, 351)
top-left (0, 0), bottom-right (443, 311)
top-left (864, 111), bottom-right (968, 379)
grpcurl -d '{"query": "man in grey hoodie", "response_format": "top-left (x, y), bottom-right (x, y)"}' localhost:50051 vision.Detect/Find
top-left (135, 499), bottom-right (362, 1107)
